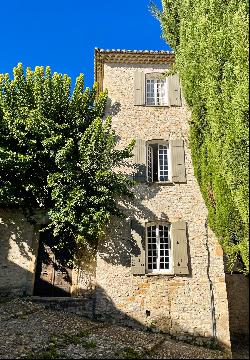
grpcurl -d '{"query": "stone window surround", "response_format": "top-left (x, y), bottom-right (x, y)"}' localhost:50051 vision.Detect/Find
top-left (146, 139), bottom-right (172, 184)
top-left (145, 73), bottom-right (168, 106)
top-left (146, 221), bottom-right (173, 275)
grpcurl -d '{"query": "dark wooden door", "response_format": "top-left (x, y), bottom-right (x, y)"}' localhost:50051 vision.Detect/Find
top-left (33, 230), bottom-right (72, 297)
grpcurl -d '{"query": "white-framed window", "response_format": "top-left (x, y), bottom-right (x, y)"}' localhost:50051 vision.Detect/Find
top-left (145, 74), bottom-right (168, 106)
top-left (147, 141), bottom-right (170, 182)
top-left (146, 223), bottom-right (172, 274)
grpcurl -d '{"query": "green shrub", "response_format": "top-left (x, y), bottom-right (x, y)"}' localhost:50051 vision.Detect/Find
top-left (153, 0), bottom-right (249, 273)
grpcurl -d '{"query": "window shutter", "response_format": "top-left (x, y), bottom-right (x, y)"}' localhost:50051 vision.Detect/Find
top-left (131, 219), bottom-right (145, 275)
top-left (168, 74), bottom-right (182, 106)
top-left (133, 139), bottom-right (147, 182)
top-left (172, 221), bottom-right (189, 275)
top-left (170, 139), bottom-right (186, 183)
top-left (134, 70), bottom-right (145, 105)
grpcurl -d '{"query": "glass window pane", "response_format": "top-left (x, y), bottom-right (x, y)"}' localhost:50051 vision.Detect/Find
top-left (158, 145), bottom-right (168, 181)
top-left (146, 78), bottom-right (167, 105)
top-left (147, 224), bottom-right (171, 272)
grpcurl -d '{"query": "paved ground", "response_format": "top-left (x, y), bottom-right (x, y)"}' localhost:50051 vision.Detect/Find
top-left (0, 298), bottom-right (247, 359)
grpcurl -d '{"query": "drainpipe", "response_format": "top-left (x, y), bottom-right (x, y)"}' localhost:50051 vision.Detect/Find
top-left (205, 217), bottom-right (217, 338)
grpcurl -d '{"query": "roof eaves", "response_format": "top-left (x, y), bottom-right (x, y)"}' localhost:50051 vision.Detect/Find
top-left (94, 48), bottom-right (175, 94)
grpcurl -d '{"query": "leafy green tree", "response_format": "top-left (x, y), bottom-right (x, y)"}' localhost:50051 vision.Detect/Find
top-left (0, 64), bottom-right (134, 263)
top-left (152, 0), bottom-right (249, 273)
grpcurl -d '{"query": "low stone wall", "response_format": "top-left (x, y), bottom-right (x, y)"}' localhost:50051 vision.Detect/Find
top-left (29, 295), bottom-right (96, 319)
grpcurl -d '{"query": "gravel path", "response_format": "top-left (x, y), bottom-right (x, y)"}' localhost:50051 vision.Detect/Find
top-left (0, 298), bottom-right (239, 359)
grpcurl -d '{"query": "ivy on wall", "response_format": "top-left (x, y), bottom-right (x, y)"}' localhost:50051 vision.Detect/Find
top-left (152, 0), bottom-right (249, 273)
top-left (0, 64), bottom-right (134, 264)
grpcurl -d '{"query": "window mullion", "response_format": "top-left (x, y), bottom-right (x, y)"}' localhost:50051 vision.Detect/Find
top-left (169, 225), bottom-right (172, 272)
top-left (157, 144), bottom-right (160, 182)
top-left (156, 225), bottom-right (160, 271)
top-left (159, 81), bottom-right (163, 105)
top-left (154, 81), bottom-right (157, 105)
top-left (165, 78), bottom-right (169, 106)
top-left (151, 147), bottom-right (154, 182)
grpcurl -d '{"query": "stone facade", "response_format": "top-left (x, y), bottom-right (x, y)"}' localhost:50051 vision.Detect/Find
top-left (93, 49), bottom-right (231, 350)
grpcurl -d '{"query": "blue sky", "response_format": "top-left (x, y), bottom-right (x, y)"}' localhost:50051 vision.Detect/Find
top-left (1, 0), bottom-right (171, 89)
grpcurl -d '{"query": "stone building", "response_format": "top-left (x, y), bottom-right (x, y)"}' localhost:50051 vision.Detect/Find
top-left (0, 49), bottom-right (248, 351)
top-left (93, 49), bottom-right (231, 349)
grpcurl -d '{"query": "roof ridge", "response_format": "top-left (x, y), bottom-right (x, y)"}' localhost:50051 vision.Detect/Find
top-left (95, 48), bottom-right (173, 54)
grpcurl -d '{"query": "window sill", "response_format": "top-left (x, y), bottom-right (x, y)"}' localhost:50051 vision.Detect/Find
top-left (146, 272), bottom-right (175, 277)
top-left (134, 105), bottom-right (182, 108)
top-left (145, 104), bottom-right (169, 108)
top-left (147, 181), bottom-right (174, 186)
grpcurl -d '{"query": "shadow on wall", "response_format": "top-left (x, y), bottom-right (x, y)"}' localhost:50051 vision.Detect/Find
top-left (0, 210), bottom-right (75, 298)
top-left (94, 285), bottom-right (230, 354)
top-left (225, 273), bottom-right (249, 341)
top-left (1, 204), bottom-right (246, 358)
top-left (14, 278), bottom-right (230, 356)
top-left (105, 99), bottom-right (121, 117)
top-left (0, 227), bottom-right (233, 356)
top-left (97, 183), bottom-right (193, 278)
top-left (0, 209), bottom-right (38, 296)
top-left (0, 209), bottom-right (231, 356)
top-left (0, 262), bottom-right (229, 356)
top-left (98, 183), bottom-right (164, 267)
top-left (222, 254), bottom-right (249, 343)
top-left (0, 261), bottom-right (33, 297)
top-left (0, 210), bottom-right (36, 261)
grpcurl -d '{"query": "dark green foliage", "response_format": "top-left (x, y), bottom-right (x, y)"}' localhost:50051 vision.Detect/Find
top-left (153, 0), bottom-right (249, 273)
top-left (0, 64), bottom-right (134, 263)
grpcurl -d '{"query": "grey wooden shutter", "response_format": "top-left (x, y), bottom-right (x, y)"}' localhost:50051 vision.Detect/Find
top-left (131, 219), bottom-right (145, 275)
top-left (172, 221), bottom-right (189, 275)
top-left (170, 139), bottom-right (186, 183)
top-left (168, 74), bottom-right (182, 106)
top-left (134, 70), bottom-right (145, 105)
top-left (133, 139), bottom-right (147, 182)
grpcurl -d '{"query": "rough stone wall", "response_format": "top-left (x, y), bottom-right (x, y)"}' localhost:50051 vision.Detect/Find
top-left (0, 209), bottom-right (39, 296)
top-left (94, 62), bottom-right (231, 349)
top-left (71, 249), bottom-right (97, 297)
top-left (225, 274), bottom-right (249, 338)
